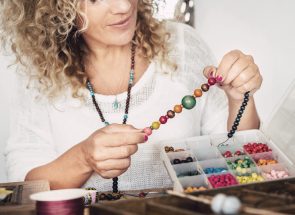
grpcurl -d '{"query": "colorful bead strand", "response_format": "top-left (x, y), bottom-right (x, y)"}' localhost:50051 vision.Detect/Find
top-left (143, 77), bottom-right (217, 137)
top-left (143, 76), bottom-right (250, 145)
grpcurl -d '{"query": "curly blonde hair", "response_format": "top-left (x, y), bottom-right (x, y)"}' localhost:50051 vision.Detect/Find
top-left (0, 0), bottom-right (170, 99)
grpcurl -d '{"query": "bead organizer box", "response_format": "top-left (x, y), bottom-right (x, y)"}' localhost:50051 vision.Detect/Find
top-left (160, 129), bottom-right (295, 193)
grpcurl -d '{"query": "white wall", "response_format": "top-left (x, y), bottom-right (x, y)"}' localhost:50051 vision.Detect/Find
top-left (0, 0), bottom-right (294, 182)
top-left (0, 54), bottom-right (12, 182)
top-left (195, 0), bottom-right (295, 124)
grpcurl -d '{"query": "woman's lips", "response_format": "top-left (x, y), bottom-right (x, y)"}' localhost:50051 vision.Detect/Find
top-left (108, 15), bottom-right (132, 29)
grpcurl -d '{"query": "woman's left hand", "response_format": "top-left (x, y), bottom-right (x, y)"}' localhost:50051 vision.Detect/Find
top-left (204, 50), bottom-right (263, 101)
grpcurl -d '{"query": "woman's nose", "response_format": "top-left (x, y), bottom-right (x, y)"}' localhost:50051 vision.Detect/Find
top-left (109, 0), bottom-right (132, 14)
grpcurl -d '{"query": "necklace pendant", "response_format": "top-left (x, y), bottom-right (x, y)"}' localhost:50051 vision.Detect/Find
top-left (113, 97), bottom-right (120, 110)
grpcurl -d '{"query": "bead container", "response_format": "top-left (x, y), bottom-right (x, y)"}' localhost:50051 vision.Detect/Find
top-left (160, 129), bottom-right (295, 193)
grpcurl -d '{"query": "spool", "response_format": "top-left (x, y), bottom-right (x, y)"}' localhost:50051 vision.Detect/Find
top-left (30, 189), bottom-right (92, 215)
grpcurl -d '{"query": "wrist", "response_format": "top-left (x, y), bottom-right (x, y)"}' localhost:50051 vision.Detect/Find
top-left (76, 141), bottom-right (93, 174)
top-left (227, 93), bottom-right (253, 106)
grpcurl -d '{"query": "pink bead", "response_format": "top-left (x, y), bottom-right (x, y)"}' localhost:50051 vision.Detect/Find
top-left (143, 127), bottom-right (152, 136)
top-left (159, 116), bottom-right (168, 124)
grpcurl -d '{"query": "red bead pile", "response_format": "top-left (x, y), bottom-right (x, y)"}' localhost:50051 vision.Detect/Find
top-left (208, 173), bottom-right (238, 188)
top-left (243, 143), bottom-right (272, 154)
top-left (222, 150), bottom-right (244, 158)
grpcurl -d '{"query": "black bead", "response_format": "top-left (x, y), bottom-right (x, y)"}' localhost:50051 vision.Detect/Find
top-left (185, 157), bottom-right (193, 162)
top-left (244, 97), bottom-right (249, 102)
top-left (239, 110), bottom-right (243, 115)
top-left (232, 125), bottom-right (237, 131)
top-left (234, 121), bottom-right (239, 126)
top-left (106, 194), bottom-right (114, 200)
top-left (237, 113), bottom-right (242, 118)
top-left (173, 159), bottom-right (181, 164)
top-left (99, 193), bottom-right (107, 200)
top-left (240, 106), bottom-right (245, 111)
top-left (236, 118), bottom-right (241, 122)
top-left (113, 194), bottom-right (121, 200)
top-left (228, 133), bottom-right (233, 138)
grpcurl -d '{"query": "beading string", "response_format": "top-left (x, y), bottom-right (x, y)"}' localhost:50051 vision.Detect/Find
top-left (142, 77), bottom-right (250, 148)
top-left (36, 198), bottom-right (84, 215)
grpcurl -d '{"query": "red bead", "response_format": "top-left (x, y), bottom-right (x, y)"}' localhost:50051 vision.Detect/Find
top-left (159, 116), bottom-right (168, 124)
top-left (208, 77), bottom-right (217, 86)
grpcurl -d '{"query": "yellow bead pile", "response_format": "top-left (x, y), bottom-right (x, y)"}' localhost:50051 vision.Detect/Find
top-left (236, 173), bottom-right (264, 184)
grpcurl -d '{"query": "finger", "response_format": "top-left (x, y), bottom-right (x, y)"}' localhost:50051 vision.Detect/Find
top-left (236, 73), bottom-right (262, 94)
top-left (217, 50), bottom-right (244, 83)
top-left (98, 169), bottom-right (128, 179)
top-left (223, 55), bottom-right (254, 85)
top-left (203, 66), bottom-right (217, 79)
top-left (95, 157), bottom-right (131, 171)
top-left (103, 124), bottom-right (143, 133)
top-left (230, 65), bottom-right (257, 88)
top-left (98, 132), bottom-right (146, 147)
top-left (93, 145), bottom-right (138, 160)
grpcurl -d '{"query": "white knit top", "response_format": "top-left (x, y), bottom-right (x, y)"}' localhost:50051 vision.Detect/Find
top-left (5, 22), bottom-right (228, 191)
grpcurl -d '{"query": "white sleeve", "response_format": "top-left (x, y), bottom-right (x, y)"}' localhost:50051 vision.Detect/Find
top-left (166, 21), bottom-right (229, 135)
top-left (4, 73), bottom-right (57, 181)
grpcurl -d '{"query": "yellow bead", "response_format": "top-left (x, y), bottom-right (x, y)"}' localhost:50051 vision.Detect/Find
top-left (152, 122), bottom-right (160, 130)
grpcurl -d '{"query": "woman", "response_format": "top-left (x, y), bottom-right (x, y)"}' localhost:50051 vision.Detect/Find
top-left (1, 0), bottom-right (262, 192)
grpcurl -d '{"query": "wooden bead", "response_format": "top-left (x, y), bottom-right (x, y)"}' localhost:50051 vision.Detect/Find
top-left (159, 116), bottom-right (168, 124)
top-left (167, 110), bottom-right (175, 118)
top-left (181, 95), bottom-right (196, 110)
top-left (201, 83), bottom-right (210, 92)
top-left (194, 89), bottom-right (203, 97)
top-left (151, 121), bottom-right (160, 130)
top-left (174, 105), bottom-right (183, 113)
top-left (208, 77), bottom-right (217, 86)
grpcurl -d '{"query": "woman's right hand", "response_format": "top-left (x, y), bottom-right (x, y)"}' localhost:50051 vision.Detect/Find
top-left (81, 124), bottom-right (146, 179)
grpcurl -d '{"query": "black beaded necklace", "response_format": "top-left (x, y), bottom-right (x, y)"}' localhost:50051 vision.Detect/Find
top-left (86, 43), bottom-right (136, 194)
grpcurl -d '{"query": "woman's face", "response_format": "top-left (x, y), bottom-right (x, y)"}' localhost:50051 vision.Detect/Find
top-left (80, 0), bottom-right (138, 47)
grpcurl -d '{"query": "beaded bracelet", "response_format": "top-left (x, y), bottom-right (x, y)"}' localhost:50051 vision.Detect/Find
top-left (143, 76), bottom-right (250, 147)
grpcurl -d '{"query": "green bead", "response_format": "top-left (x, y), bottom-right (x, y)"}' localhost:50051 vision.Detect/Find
top-left (181, 95), bottom-right (196, 110)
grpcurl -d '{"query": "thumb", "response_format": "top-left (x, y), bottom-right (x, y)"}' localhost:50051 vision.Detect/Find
top-left (203, 66), bottom-right (217, 79)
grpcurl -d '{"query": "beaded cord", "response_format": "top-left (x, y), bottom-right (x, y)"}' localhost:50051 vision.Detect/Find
top-left (143, 77), bottom-right (250, 147)
top-left (86, 43), bottom-right (136, 195)
top-left (87, 73), bottom-right (250, 200)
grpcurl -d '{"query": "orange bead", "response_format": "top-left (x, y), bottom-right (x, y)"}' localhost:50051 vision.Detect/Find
top-left (174, 105), bottom-right (183, 113)
top-left (194, 89), bottom-right (203, 97)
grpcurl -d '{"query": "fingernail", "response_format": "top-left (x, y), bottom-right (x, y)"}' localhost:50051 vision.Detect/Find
top-left (144, 135), bottom-right (148, 142)
top-left (209, 71), bottom-right (214, 77)
top-left (216, 75), bottom-right (223, 82)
